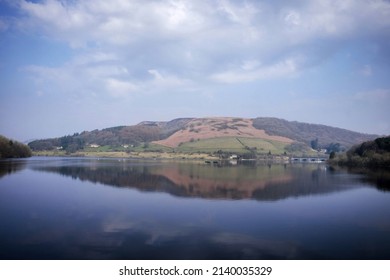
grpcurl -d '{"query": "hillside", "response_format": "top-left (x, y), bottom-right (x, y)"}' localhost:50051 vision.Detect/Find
top-left (154, 117), bottom-right (293, 147)
top-left (28, 117), bottom-right (378, 156)
top-left (253, 117), bottom-right (377, 149)
top-left (28, 118), bottom-right (192, 152)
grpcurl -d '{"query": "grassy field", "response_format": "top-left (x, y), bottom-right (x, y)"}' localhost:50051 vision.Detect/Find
top-left (238, 137), bottom-right (288, 154)
top-left (84, 143), bottom-right (174, 153)
top-left (33, 137), bottom-right (323, 158)
top-left (32, 150), bottom-right (217, 160)
top-left (176, 137), bottom-right (289, 155)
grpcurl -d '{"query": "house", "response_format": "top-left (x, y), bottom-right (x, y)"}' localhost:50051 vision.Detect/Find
top-left (90, 144), bottom-right (100, 148)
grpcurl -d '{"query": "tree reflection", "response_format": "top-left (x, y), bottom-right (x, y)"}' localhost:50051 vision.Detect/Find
top-left (0, 160), bottom-right (27, 178)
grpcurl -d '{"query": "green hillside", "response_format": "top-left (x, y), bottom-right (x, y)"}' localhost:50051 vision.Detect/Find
top-left (176, 137), bottom-right (289, 154)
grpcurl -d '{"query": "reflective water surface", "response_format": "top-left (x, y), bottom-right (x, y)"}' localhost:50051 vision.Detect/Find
top-left (0, 157), bottom-right (389, 259)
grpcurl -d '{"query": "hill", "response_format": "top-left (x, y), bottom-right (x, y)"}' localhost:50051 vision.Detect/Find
top-left (28, 117), bottom-right (378, 156)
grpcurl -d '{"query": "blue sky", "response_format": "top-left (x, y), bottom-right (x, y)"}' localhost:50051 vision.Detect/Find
top-left (1, 0), bottom-right (390, 142)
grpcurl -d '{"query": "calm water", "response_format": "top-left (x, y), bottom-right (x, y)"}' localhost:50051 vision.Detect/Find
top-left (0, 157), bottom-right (389, 260)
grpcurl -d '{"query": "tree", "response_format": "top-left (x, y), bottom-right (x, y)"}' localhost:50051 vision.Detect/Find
top-left (326, 143), bottom-right (342, 153)
top-left (311, 138), bottom-right (319, 150)
top-left (0, 135), bottom-right (32, 158)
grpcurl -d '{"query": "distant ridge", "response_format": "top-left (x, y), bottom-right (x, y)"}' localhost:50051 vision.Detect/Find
top-left (28, 117), bottom-right (378, 154)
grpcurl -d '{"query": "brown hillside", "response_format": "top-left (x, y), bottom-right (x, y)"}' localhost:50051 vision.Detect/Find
top-left (153, 117), bottom-right (293, 148)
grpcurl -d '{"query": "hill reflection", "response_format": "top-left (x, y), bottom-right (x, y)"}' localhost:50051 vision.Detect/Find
top-left (29, 159), bottom-right (364, 200)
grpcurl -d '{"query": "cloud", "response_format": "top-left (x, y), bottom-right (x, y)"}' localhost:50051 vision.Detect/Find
top-left (18, 0), bottom-right (213, 47)
top-left (23, 50), bottom-right (131, 98)
top-left (284, 10), bottom-right (301, 27)
top-left (147, 69), bottom-right (189, 88)
top-left (217, 0), bottom-right (258, 25)
top-left (211, 57), bottom-right (300, 83)
top-left (10, 0), bottom-right (390, 93)
top-left (23, 49), bottom-right (193, 100)
top-left (1, 0), bottom-right (389, 141)
top-left (105, 78), bottom-right (137, 98)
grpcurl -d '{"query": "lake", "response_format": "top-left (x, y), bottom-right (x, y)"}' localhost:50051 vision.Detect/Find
top-left (0, 157), bottom-right (389, 260)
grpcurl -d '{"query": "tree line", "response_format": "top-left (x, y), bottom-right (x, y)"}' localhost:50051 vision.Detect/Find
top-left (329, 136), bottom-right (390, 168)
top-left (0, 135), bottom-right (32, 158)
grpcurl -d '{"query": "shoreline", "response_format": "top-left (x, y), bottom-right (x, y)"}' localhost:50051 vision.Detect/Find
top-left (32, 150), bottom-right (220, 161)
top-left (30, 151), bottom-right (329, 165)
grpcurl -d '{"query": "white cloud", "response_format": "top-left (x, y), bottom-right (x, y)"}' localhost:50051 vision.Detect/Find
top-left (18, 0), bottom-right (214, 46)
top-left (147, 69), bottom-right (188, 88)
top-left (211, 58), bottom-right (299, 83)
top-left (23, 50), bottom-right (132, 98)
top-left (241, 60), bottom-right (261, 71)
top-left (148, 69), bottom-right (164, 81)
top-left (284, 10), bottom-right (301, 26)
top-left (105, 78), bottom-right (137, 98)
top-left (24, 50), bottom-right (193, 100)
top-left (16, 0), bottom-right (390, 45)
top-left (217, 0), bottom-right (258, 25)
top-left (279, 0), bottom-right (390, 45)
top-left (13, 0), bottom-right (390, 90)
top-left (71, 52), bottom-right (118, 66)
top-left (19, 0), bottom-right (95, 47)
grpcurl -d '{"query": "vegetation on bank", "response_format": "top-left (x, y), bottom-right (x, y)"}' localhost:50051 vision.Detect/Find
top-left (329, 136), bottom-right (390, 167)
top-left (32, 150), bottom-right (219, 160)
top-left (31, 136), bottom-right (325, 160)
top-left (0, 135), bottom-right (32, 158)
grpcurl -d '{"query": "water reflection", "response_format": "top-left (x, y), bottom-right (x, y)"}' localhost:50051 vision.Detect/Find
top-left (345, 167), bottom-right (390, 192)
top-left (0, 159), bottom-right (26, 178)
top-left (27, 159), bottom-right (363, 200)
top-left (1, 157), bottom-right (390, 260)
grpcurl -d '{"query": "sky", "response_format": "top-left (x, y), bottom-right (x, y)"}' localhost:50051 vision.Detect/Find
top-left (0, 0), bottom-right (390, 142)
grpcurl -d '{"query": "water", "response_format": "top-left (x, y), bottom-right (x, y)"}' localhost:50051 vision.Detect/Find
top-left (0, 157), bottom-right (389, 260)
